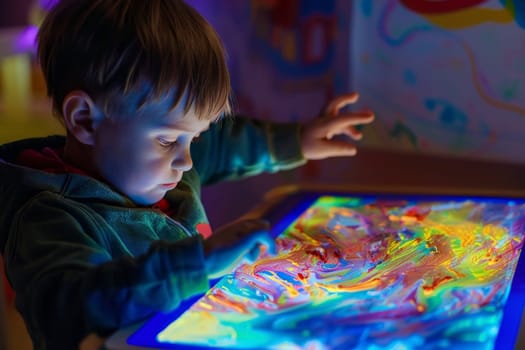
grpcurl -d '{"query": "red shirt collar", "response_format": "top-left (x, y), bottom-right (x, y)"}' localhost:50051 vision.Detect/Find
top-left (16, 147), bottom-right (172, 214)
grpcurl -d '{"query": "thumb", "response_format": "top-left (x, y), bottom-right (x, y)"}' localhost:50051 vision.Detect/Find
top-left (250, 229), bottom-right (277, 256)
top-left (246, 243), bottom-right (262, 263)
top-left (237, 218), bottom-right (271, 234)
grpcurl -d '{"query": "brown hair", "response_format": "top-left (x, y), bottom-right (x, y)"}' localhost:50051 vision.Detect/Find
top-left (37, 0), bottom-right (231, 121)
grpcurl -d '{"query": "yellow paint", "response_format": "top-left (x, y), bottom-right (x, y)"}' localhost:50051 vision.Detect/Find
top-left (282, 30), bottom-right (296, 62)
top-left (423, 8), bottom-right (513, 29)
top-left (322, 278), bottom-right (381, 293)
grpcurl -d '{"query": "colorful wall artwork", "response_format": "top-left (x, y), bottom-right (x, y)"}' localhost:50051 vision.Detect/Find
top-left (187, 0), bottom-right (351, 123)
top-left (190, 0), bottom-right (525, 164)
top-left (354, 0), bottom-right (525, 163)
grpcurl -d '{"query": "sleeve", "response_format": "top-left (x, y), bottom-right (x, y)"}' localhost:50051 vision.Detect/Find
top-left (191, 116), bottom-right (307, 185)
top-left (4, 196), bottom-right (209, 348)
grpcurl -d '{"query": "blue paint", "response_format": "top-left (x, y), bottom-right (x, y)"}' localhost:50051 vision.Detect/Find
top-left (403, 69), bottom-right (417, 86)
top-left (361, 0), bottom-right (374, 17)
top-left (424, 98), bottom-right (469, 134)
top-left (389, 121), bottom-right (419, 148)
top-left (500, 0), bottom-right (525, 28)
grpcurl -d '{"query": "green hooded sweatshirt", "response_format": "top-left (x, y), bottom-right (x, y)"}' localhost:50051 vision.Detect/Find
top-left (0, 117), bottom-right (305, 350)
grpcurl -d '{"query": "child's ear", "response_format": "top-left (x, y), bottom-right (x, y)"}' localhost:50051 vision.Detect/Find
top-left (62, 91), bottom-right (104, 146)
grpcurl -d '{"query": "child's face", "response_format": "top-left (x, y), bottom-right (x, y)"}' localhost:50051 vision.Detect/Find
top-left (91, 94), bottom-right (211, 205)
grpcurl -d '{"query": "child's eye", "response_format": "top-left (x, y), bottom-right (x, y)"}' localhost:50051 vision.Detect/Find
top-left (158, 138), bottom-right (177, 147)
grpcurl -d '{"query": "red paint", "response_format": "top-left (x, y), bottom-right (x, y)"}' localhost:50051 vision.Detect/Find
top-left (301, 15), bottom-right (335, 65)
top-left (405, 206), bottom-right (431, 221)
top-left (270, 0), bottom-right (299, 28)
top-left (400, 0), bottom-right (488, 14)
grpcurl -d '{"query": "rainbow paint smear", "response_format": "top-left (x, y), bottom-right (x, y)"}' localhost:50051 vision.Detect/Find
top-left (156, 196), bottom-right (525, 349)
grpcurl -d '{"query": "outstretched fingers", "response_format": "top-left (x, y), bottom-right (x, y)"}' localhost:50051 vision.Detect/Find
top-left (324, 93), bottom-right (360, 116)
top-left (323, 112), bottom-right (375, 139)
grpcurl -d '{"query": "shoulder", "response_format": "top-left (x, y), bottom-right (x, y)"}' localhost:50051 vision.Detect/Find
top-left (6, 192), bottom-right (112, 250)
top-left (11, 191), bottom-right (109, 238)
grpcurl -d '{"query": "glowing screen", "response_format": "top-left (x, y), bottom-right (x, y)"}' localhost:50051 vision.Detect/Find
top-left (129, 195), bottom-right (525, 349)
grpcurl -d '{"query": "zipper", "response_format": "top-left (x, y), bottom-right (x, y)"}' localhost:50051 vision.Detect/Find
top-left (153, 208), bottom-right (194, 238)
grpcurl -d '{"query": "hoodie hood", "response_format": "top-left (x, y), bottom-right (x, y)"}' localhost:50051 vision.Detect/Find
top-left (0, 136), bottom-right (134, 253)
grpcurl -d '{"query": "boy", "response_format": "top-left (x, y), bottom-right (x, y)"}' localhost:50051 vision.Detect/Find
top-left (0, 0), bottom-right (374, 349)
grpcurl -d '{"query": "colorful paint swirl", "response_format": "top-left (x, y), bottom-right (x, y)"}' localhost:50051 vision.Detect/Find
top-left (158, 196), bottom-right (525, 349)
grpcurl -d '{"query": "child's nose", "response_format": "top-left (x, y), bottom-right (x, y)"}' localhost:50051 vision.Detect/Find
top-left (172, 148), bottom-right (193, 171)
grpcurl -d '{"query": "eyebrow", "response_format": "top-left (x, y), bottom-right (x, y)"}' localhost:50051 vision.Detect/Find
top-left (157, 123), bottom-right (210, 134)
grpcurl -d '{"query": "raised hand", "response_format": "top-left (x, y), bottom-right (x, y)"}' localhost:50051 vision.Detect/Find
top-left (300, 93), bottom-right (374, 160)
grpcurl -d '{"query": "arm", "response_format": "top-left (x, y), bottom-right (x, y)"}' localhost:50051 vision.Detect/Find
top-left (4, 196), bottom-right (209, 348)
top-left (192, 93), bottom-right (374, 185)
top-left (192, 116), bottom-right (306, 185)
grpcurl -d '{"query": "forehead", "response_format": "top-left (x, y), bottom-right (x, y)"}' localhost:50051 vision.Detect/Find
top-left (136, 92), bottom-right (211, 133)
top-left (157, 109), bottom-right (211, 133)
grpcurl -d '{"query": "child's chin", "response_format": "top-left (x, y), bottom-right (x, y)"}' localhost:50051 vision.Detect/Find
top-left (131, 193), bottom-right (164, 206)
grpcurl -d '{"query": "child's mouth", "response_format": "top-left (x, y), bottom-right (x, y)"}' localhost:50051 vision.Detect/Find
top-left (161, 183), bottom-right (178, 189)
